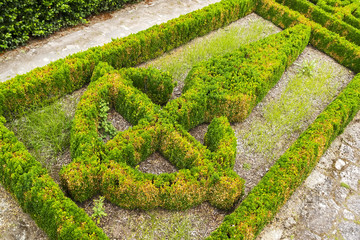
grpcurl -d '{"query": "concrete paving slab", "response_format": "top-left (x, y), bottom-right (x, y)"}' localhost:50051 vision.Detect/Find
top-left (0, 0), bottom-right (221, 82)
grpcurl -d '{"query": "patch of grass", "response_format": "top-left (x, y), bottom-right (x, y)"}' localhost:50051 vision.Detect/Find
top-left (341, 182), bottom-right (351, 189)
top-left (242, 59), bottom-right (345, 160)
top-left (146, 18), bottom-right (278, 83)
top-left (7, 101), bottom-right (72, 169)
top-left (130, 212), bottom-right (196, 240)
top-left (243, 163), bottom-right (252, 170)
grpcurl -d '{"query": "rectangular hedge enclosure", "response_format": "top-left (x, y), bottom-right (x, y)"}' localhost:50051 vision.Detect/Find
top-left (1, 0), bottom-right (360, 239)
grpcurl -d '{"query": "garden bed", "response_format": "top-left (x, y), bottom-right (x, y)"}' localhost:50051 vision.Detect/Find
top-left (1, 0), bottom-right (360, 239)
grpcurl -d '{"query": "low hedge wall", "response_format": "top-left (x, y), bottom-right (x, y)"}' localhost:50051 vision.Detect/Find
top-left (2, 0), bottom-right (360, 239)
top-left (0, 0), bottom-right (257, 238)
top-left (273, 0), bottom-right (360, 46)
top-left (164, 24), bottom-right (310, 130)
top-left (0, 0), bottom-right (141, 51)
top-left (208, 72), bottom-right (360, 239)
top-left (313, 0), bottom-right (360, 29)
top-left (0, 0), bottom-right (257, 120)
top-left (61, 65), bottom-right (245, 210)
top-left (0, 117), bottom-right (108, 239)
top-left (204, 116), bottom-right (237, 169)
top-left (256, 0), bottom-right (360, 73)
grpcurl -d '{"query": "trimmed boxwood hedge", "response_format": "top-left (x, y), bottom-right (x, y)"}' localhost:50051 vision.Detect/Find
top-left (208, 71), bottom-right (360, 239)
top-left (0, 0), bottom-right (257, 120)
top-left (0, 117), bottom-right (108, 239)
top-left (0, 0), bottom-right (142, 51)
top-left (62, 22), bottom-right (309, 212)
top-left (0, 0), bottom-right (257, 238)
top-left (274, 0), bottom-right (360, 45)
top-left (256, 0), bottom-right (360, 73)
top-left (1, 0), bottom-right (360, 239)
top-left (61, 64), bottom-right (245, 210)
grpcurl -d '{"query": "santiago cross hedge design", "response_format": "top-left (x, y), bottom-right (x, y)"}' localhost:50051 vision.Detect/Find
top-left (60, 24), bottom-right (310, 211)
top-left (1, 0), bottom-right (360, 239)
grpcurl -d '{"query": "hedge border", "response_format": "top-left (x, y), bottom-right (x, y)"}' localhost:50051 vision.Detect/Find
top-left (206, 0), bottom-right (360, 238)
top-left (65, 22), bottom-right (311, 208)
top-left (0, 0), bottom-right (257, 120)
top-left (0, 0), bottom-right (142, 51)
top-left (62, 64), bottom-right (245, 210)
top-left (208, 72), bottom-right (360, 239)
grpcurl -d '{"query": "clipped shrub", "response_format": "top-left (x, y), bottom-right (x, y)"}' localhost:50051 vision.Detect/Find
top-left (63, 65), bottom-right (245, 210)
top-left (0, 0), bottom-right (257, 120)
top-left (164, 23), bottom-right (310, 129)
top-left (204, 116), bottom-right (237, 169)
top-left (256, 0), bottom-right (360, 73)
top-left (208, 71), bottom-right (360, 239)
top-left (0, 117), bottom-right (108, 239)
top-left (274, 0), bottom-right (360, 45)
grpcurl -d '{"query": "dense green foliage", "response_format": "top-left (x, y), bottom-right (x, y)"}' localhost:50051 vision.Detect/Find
top-left (0, 0), bottom-right (257, 238)
top-left (272, 0), bottom-right (360, 44)
top-left (0, 0), bottom-right (140, 51)
top-left (310, 0), bottom-right (360, 29)
top-left (0, 0), bottom-right (257, 120)
top-left (0, 117), bottom-right (108, 239)
top-left (164, 24), bottom-right (310, 128)
top-left (208, 72), bottom-right (360, 239)
top-left (61, 64), bottom-right (245, 210)
top-left (256, 0), bottom-right (360, 73)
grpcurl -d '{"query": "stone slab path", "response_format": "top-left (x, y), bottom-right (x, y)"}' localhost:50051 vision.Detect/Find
top-left (1, 0), bottom-right (359, 239)
top-left (0, 0), bottom-right (221, 82)
top-left (258, 110), bottom-right (360, 240)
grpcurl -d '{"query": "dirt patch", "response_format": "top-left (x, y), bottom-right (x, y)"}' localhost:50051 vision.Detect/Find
top-left (138, 152), bottom-right (177, 174)
top-left (80, 198), bottom-right (226, 240)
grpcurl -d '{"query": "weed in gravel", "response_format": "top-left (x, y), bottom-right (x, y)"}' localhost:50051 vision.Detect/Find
top-left (99, 99), bottom-right (118, 139)
top-left (340, 182), bottom-right (351, 189)
top-left (296, 59), bottom-right (317, 77)
top-left (242, 60), bottom-right (345, 160)
top-left (131, 212), bottom-right (195, 240)
top-left (147, 18), bottom-right (277, 83)
top-left (243, 163), bottom-right (252, 170)
top-left (92, 196), bottom-right (107, 224)
top-left (7, 102), bottom-right (72, 169)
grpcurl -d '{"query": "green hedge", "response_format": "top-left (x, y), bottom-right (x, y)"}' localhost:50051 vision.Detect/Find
top-left (314, 0), bottom-right (360, 29)
top-left (2, 0), bottom-right (360, 239)
top-left (62, 65), bottom-right (245, 210)
top-left (273, 0), bottom-right (360, 46)
top-left (0, 0), bottom-right (141, 51)
top-left (0, 1), bottom-right (258, 237)
top-left (208, 72), bottom-right (360, 239)
top-left (0, 0), bottom-right (256, 120)
top-left (256, 0), bottom-right (360, 73)
top-left (0, 117), bottom-right (108, 239)
top-left (164, 23), bottom-right (310, 129)
top-left (204, 116), bottom-right (237, 169)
